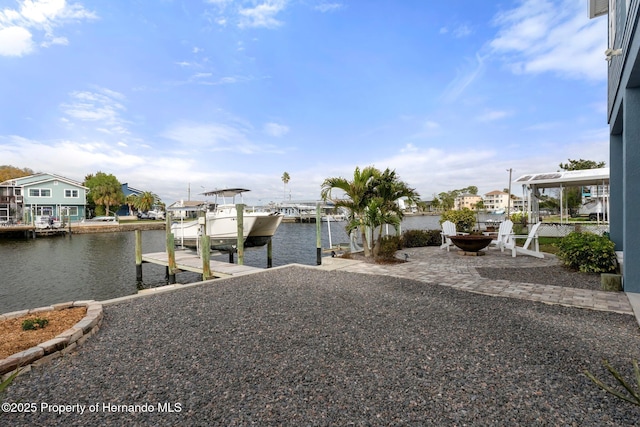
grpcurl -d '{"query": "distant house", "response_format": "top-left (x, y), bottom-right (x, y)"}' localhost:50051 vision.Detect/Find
top-left (454, 193), bottom-right (482, 210)
top-left (483, 190), bottom-right (526, 214)
top-left (115, 183), bottom-right (144, 217)
top-left (0, 173), bottom-right (88, 222)
top-left (167, 200), bottom-right (207, 219)
top-left (589, 0), bottom-right (638, 292)
top-left (483, 190), bottom-right (509, 212)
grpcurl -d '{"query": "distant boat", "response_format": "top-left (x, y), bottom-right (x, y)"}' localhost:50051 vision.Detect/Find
top-left (170, 188), bottom-right (283, 252)
top-left (321, 213), bottom-right (346, 222)
top-left (87, 216), bottom-right (117, 222)
top-left (35, 215), bottom-right (63, 229)
top-left (492, 209), bottom-right (505, 215)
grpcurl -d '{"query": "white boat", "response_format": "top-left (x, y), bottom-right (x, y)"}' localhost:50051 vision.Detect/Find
top-left (321, 213), bottom-right (346, 222)
top-left (35, 215), bottom-right (63, 229)
top-left (170, 188), bottom-right (282, 251)
top-left (245, 211), bottom-right (283, 247)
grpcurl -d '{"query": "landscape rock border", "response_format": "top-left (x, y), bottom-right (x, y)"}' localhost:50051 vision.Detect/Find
top-left (0, 301), bottom-right (103, 379)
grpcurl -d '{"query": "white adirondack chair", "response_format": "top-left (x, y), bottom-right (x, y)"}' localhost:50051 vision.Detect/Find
top-left (487, 219), bottom-right (514, 252)
top-left (440, 220), bottom-right (457, 252)
top-left (505, 222), bottom-right (544, 258)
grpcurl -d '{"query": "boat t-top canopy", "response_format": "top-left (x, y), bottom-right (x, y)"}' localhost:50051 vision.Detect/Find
top-left (201, 188), bottom-right (251, 197)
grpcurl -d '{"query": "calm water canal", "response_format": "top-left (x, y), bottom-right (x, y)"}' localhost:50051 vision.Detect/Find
top-left (0, 216), bottom-right (442, 313)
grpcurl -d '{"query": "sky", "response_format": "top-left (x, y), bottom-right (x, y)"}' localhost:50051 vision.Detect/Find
top-left (0, 0), bottom-right (609, 206)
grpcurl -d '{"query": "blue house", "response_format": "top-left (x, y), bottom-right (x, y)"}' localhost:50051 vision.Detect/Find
top-left (0, 173), bottom-right (88, 222)
top-left (590, 0), bottom-right (640, 292)
top-left (115, 183), bottom-right (144, 217)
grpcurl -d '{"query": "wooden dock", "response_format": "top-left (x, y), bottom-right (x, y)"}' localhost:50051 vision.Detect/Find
top-left (141, 250), bottom-right (263, 279)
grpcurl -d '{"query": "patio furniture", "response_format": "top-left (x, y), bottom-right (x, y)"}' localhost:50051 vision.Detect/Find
top-left (486, 219), bottom-right (514, 252)
top-left (505, 222), bottom-right (544, 258)
top-left (440, 220), bottom-right (468, 252)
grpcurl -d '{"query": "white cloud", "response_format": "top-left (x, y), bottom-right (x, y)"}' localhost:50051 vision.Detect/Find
top-left (239, 0), bottom-right (287, 29)
top-left (60, 88), bottom-right (129, 135)
top-left (264, 122), bottom-right (289, 137)
top-left (441, 53), bottom-right (486, 103)
top-left (0, 0), bottom-right (96, 56)
top-left (453, 24), bottom-right (471, 38)
top-left (41, 34), bottom-right (68, 47)
top-left (161, 122), bottom-right (254, 152)
top-left (440, 23), bottom-right (471, 38)
top-left (476, 110), bottom-right (511, 122)
top-left (315, 3), bottom-right (343, 13)
top-left (489, 0), bottom-right (607, 81)
top-left (20, 0), bottom-right (67, 24)
top-left (63, 90), bottom-right (124, 121)
top-left (0, 26), bottom-right (33, 56)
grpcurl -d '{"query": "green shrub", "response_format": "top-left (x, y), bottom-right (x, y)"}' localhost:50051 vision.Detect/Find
top-left (440, 209), bottom-right (476, 233)
top-left (22, 317), bottom-right (49, 331)
top-left (510, 211), bottom-right (528, 225)
top-left (555, 232), bottom-right (617, 273)
top-left (377, 235), bottom-right (402, 259)
top-left (402, 229), bottom-right (441, 247)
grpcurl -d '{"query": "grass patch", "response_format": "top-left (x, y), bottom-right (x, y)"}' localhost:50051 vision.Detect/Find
top-left (513, 236), bottom-right (560, 255)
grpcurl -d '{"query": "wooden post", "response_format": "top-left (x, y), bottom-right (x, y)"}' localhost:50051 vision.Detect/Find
top-left (135, 230), bottom-right (143, 284)
top-left (201, 234), bottom-right (212, 280)
top-left (166, 212), bottom-right (176, 284)
top-left (237, 203), bottom-right (244, 265)
top-left (316, 202), bottom-right (322, 265)
top-left (267, 238), bottom-right (273, 268)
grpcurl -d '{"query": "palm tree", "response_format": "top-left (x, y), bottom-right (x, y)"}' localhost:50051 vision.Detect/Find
top-left (368, 168), bottom-right (420, 255)
top-left (321, 166), bottom-right (379, 257)
top-left (134, 191), bottom-right (159, 213)
top-left (84, 172), bottom-right (124, 217)
top-left (126, 194), bottom-right (138, 216)
top-left (93, 183), bottom-right (123, 216)
top-left (281, 172), bottom-right (290, 200)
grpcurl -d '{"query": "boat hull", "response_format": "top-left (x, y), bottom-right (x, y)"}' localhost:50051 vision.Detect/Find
top-left (245, 213), bottom-right (283, 247)
top-left (171, 215), bottom-right (258, 251)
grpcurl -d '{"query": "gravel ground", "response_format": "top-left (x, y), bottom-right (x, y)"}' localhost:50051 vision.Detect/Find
top-left (476, 266), bottom-right (603, 290)
top-left (2, 266), bottom-right (640, 426)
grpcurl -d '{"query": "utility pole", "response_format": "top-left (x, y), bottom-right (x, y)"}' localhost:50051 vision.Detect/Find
top-left (506, 168), bottom-right (513, 218)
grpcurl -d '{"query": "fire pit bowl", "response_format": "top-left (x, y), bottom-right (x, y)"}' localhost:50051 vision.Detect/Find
top-left (449, 235), bottom-right (493, 252)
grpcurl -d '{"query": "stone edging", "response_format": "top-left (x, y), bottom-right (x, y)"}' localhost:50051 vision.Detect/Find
top-left (0, 300), bottom-right (103, 379)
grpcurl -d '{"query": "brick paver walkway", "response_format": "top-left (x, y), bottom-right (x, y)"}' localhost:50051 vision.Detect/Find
top-left (318, 246), bottom-right (633, 315)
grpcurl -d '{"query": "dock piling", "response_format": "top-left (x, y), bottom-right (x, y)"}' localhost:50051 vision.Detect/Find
top-left (237, 203), bottom-right (244, 265)
top-left (166, 213), bottom-right (176, 284)
top-left (201, 234), bottom-right (212, 280)
top-left (135, 230), bottom-right (143, 284)
top-left (316, 203), bottom-right (321, 265)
